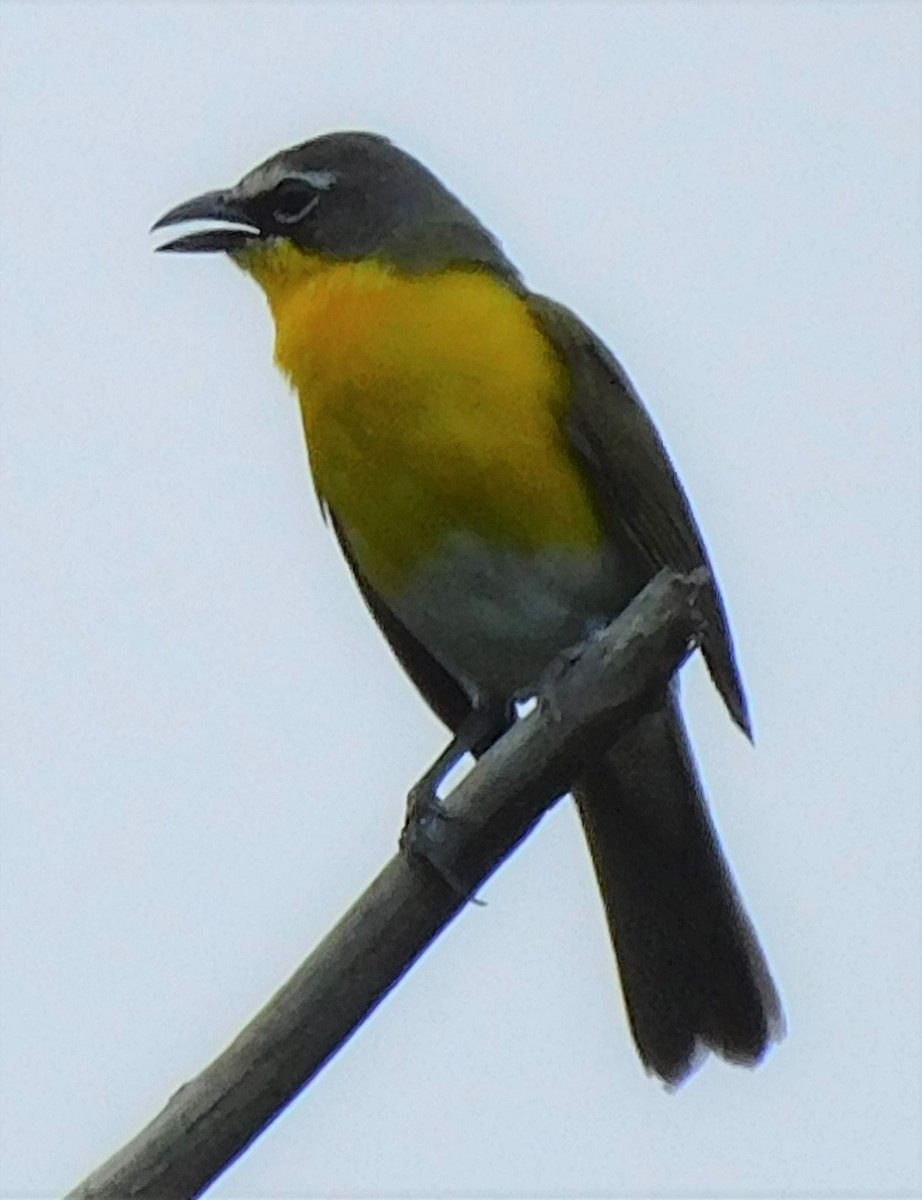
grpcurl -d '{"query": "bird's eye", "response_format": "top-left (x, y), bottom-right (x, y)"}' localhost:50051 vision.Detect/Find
top-left (270, 179), bottom-right (320, 225)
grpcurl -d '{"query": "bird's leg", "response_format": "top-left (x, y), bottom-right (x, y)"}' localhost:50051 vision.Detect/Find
top-left (404, 735), bottom-right (469, 826)
top-left (401, 700), bottom-right (510, 896)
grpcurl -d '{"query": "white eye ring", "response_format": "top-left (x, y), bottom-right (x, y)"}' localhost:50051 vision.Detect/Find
top-left (273, 193), bottom-right (321, 225)
top-left (274, 193), bottom-right (321, 225)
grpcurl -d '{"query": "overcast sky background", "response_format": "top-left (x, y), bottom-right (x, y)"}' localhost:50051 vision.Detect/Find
top-left (1, 3), bottom-right (920, 1198)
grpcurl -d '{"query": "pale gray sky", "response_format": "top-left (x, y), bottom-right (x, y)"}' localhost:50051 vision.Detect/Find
top-left (1, 3), bottom-right (920, 1197)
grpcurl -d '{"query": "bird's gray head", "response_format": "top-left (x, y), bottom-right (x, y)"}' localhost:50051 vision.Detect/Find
top-left (152, 131), bottom-right (517, 281)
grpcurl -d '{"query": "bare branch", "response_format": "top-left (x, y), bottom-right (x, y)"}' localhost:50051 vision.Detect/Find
top-left (66, 567), bottom-right (708, 1200)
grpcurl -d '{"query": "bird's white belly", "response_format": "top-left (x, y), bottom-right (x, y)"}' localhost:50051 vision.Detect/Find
top-left (392, 531), bottom-right (631, 703)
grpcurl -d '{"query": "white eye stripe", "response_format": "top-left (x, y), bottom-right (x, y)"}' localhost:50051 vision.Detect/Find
top-left (236, 164), bottom-right (338, 200)
top-left (290, 169), bottom-right (337, 190)
top-left (274, 194), bottom-right (321, 224)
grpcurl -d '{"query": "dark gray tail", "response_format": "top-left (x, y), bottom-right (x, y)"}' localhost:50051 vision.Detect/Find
top-left (573, 699), bottom-right (783, 1084)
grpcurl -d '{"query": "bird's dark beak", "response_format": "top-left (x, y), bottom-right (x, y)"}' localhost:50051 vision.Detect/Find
top-left (151, 189), bottom-right (259, 253)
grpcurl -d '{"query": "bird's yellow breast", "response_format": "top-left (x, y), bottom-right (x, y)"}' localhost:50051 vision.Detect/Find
top-left (237, 242), bottom-right (604, 590)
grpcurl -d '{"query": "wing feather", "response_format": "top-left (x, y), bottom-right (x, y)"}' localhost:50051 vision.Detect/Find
top-left (529, 294), bottom-right (752, 738)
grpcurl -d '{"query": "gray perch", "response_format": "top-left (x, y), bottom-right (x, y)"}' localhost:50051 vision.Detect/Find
top-left (66, 567), bottom-right (708, 1200)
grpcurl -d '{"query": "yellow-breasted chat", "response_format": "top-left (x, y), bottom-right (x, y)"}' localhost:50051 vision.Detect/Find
top-left (153, 131), bottom-right (782, 1085)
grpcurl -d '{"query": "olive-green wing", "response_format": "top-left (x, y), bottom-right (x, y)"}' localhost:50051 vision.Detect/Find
top-left (529, 294), bottom-right (752, 738)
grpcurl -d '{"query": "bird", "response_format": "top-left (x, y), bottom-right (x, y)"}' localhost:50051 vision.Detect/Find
top-left (152, 131), bottom-right (783, 1085)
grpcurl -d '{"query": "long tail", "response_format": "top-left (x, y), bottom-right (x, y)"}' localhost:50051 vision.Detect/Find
top-left (573, 698), bottom-right (783, 1085)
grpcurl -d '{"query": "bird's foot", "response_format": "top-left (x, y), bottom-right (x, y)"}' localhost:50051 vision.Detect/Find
top-left (400, 707), bottom-right (508, 900)
top-left (400, 776), bottom-right (480, 900)
top-left (536, 624), bottom-right (605, 722)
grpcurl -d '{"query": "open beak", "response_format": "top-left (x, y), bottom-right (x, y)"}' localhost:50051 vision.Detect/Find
top-left (151, 189), bottom-right (259, 253)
